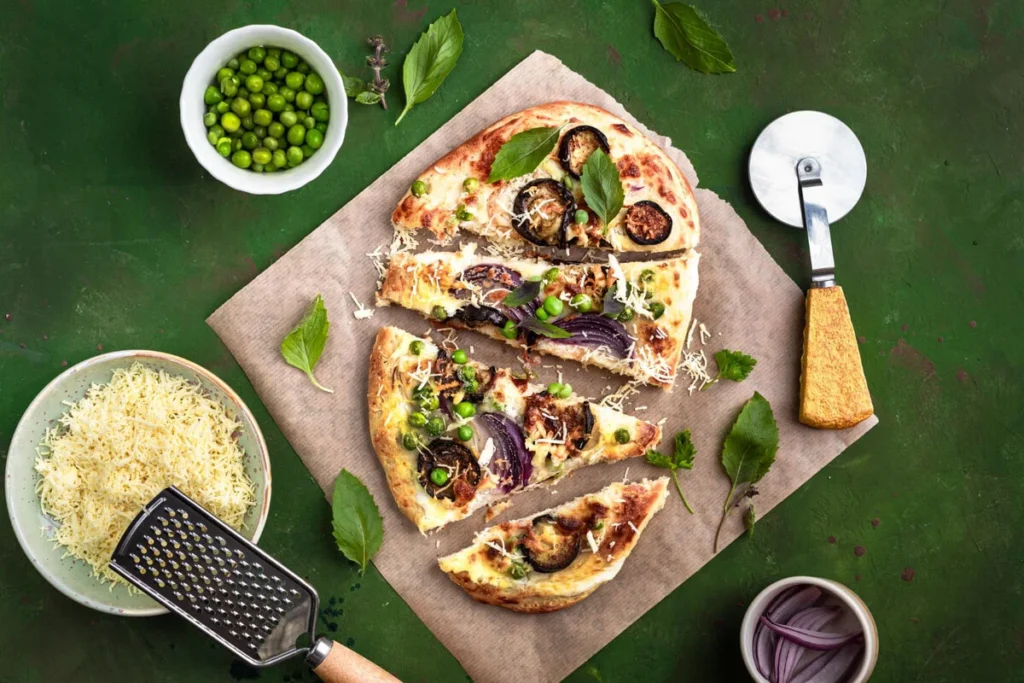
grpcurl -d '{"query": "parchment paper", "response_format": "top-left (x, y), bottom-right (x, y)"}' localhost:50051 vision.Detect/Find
top-left (207, 51), bottom-right (877, 683)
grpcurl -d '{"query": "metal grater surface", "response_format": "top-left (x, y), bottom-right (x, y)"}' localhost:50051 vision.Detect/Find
top-left (110, 487), bottom-right (318, 667)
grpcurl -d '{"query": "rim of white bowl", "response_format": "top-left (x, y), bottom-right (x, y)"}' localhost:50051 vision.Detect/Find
top-left (180, 25), bottom-right (347, 194)
top-left (739, 575), bottom-right (878, 683)
top-left (5, 349), bottom-right (272, 617)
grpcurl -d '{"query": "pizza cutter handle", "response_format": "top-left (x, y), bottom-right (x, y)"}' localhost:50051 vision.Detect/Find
top-left (307, 637), bottom-right (402, 683)
top-left (799, 286), bottom-right (874, 429)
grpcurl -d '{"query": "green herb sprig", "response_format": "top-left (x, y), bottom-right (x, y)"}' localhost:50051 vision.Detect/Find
top-left (581, 148), bottom-right (624, 228)
top-left (396, 9), bottom-right (464, 125)
top-left (651, 1), bottom-right (735, 74)
top-left (331, 469), bottom-right (384, 575)
top-left (702, 349), bottom-right (757, 390)
top-left (488, 126), bottom-right (564, 183)
top-left (645, 429), bottom-right (697, 513)
top-left (280, 294), bottom-right (333, 393)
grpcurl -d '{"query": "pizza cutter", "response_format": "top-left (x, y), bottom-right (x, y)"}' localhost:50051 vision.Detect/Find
top-left (749, 111), bottom-right (873, 429)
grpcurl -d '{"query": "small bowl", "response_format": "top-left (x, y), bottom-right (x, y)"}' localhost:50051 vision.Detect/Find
top-left (741, 576), bottom-right (878, 682)
top-left (5, 350), bottom-right (272, 616)
top-left (180, 25), bottom-right (348, 194)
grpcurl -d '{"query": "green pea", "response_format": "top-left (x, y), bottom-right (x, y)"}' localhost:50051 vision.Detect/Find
top-left (240, 115), bottom-right (255, 130)
top-left (303, 116), bottom-right (316, 130)
top-left (409, 340), bottom-right (424, 355)
top-left (237, 87), bottom-right (250, 99)
top-left (501, 320), bottom-right (517, 339)
top-left (295, 91), bottom-right (314, 110)
top-left (301, 144), bottom-right (313, 159)
top-left (247, 46), bottom-right (266, 63)
top-left (279, 85), bottom-right (296, 102)
top-left (426, 417), bottom-right (445, 437)
top-left (430, 467), bottom-right (449, 485)
top-left (257, 68), bottom-right (273, 82)
top-left (252, 147), bottom-right (272, 165)
top-left (255, 126), bottom-right (267, 138)
top-left (264, 136), bottom-right (279, 151)
top-left (570, 293), bottom-right (593, 313)
top-left (216, 67), bottom-right (235, 83)
top-left (432, 305), bottom-right (447, 321)
top-left (402, 433), bottom-right (418, 451)
top-left (543, 296), bottom-right (564, 316)
top-left (262, 81), bottom-right (278, 95)
top-left (408, 411), bottom-right (427, 428)
top-left (575, 209), bottom-right (589, 224)
top-left (420, 394), bottom-right (440, 411)
top-left (251, 163), bottom-right (264, 173)
top-left (463, 177), bottom-right (479, 193)
top-left (249, 109), bottom-right (269, 128)
top-left (263, 164), bottom-right (276, 173)
top-left (281, 50), bottom-right (298, 68)
top-left (231, 150), bottom-right (252, 169)
top-left (220, 76), bottom-right (240, 97)
top-left (263, 55), bottom-right (280, 72)
top-left (279, 110), bottom-right (298, 127)
top-left (230, 97), bottom-right (251, 117)
top-left (456, 204), bottom-right (474, 221)
top-left (286, 124), bottom-right (306, 146)
top-left (316, 122), bottom-right (328, 134)
top-left (306, 128), bottom-right (324, 150)
top-left (268, 121), bottom-right (285, 139)
top-left (509, 562), bottom-right (528, 580)
top-left (233, 138), bottom-right (243, 151)
top-left (283, 102), bottom-right (295, 112)
top-left (557, 383), bottom-right (572, 399)
top-left (411, 180), bottom-right (428, 197)
top-left (272, 149), bottom-right (288, 168)
top-left (207, 130), bottom-right (219, 145)
top-left (454, 402), bottom-right (476, 419)
top-left (640, 269), bottom-right (655, 284)
top-left (248, 92), bottom-right (265, 109)
top-left (241, 132), bottom-right (258, 150)
top-left (543, 267), bottom-right (560, 282)
top-left (239, 59), bottom-right (258, 75)
top-left (220, 112), bottom-right (241, 133)
top-left (614, 428), bottom-right (630, 444)
top-left (286, 146), bottom-right (304, 167)
top-left (227, 58), bottom-right (240, 70)
top-left (208, 124), bottom-right (225, 138)
top-left (310, 101), bottom-right (329, 122)
top-left (216, 138), bottom-right (233, 157)
top-left (456, 425), bottom-right (473, 442)
top-left (452, 349), bottom-right (468, 364)
top-left (296, 61), bottom-right (310, 75)
top-left (649, 302), bottom-right (666, 319)
top-left (618, 308), bottom-right (635, 322)
top-left (215, 100), bottom-right (230, 114)
top-left (274, 66), bottom-right (289, 80)
top-left (463, 379), bottom-right (479, 394)
top-left (460, 365), bottom-right (476, 381)
top-left (304, 72), bottom-right (325, 95)
top-left (203, 111), bottom-right (218, 127)
top-left (547, 382), bottom-right (563, 396)
top-left (204, 86), bottom-right (223, 105)
top-left (535, 308), bottom-right (550, 321)
top-left (245, 75), bottom-right (264, 93)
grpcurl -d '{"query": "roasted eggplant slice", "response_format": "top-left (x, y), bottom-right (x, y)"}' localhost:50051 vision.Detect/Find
top-left (558, 125), bottom-right (610, 178)
top-left (512, 179), bottom-right (575, 248)
top-left (622, 200), bottom-right (673, 245)
top-left (573, 401), bottom-right (595, 450)
top-left (453, 304), bottom-right (508, 328)
top-left (523, 514), bottom-right (583, 573)
top-left (417, 439), bottom-right (482, 502)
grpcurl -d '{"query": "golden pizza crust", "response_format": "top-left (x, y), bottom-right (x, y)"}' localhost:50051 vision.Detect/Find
top-left (391, 102), bottom-right (699, 252)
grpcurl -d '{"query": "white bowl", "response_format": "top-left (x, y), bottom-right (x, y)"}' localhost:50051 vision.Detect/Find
top-left (5, 350), bottom-right (272, 616)
top-left (740, 576), bottom-right (878, 682)
top-left (180, 25), bottom-right (348, 194)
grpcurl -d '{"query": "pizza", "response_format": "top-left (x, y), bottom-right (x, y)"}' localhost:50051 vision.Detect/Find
top-left (438, 478), bottom-right (668, 613)
top-left (391, 102), bottom-right (699, 252)
top-left (367, 326), bottom-right (662, 533)
top-left (376, 245), bottom-right (699, 388)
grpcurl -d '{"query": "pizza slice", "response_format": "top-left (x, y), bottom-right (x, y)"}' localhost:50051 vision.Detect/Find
top-left (376, 245), bottom-right (699, 388)
top-left (368, 327), bottom-right (662, 533)
top-left (391, 102), bottom-right (699, 252)
top-left (438, 478), bottom-right (668, 613)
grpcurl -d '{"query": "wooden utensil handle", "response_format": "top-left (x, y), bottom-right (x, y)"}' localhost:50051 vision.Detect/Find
top-left (311, 639), bottom-right (402, 683)
top-left (800, 286), bottom-right (874, 429)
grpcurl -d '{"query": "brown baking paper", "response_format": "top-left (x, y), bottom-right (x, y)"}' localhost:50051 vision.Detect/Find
top-left (207, 51), bottom-right (877, 683)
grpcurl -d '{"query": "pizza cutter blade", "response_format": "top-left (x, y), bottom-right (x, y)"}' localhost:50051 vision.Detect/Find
top-left (748, 111), bottom-right (874, 429)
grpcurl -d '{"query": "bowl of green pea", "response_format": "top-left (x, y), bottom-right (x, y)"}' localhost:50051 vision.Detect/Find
top-left (181, 25), bottom-right (347, 194)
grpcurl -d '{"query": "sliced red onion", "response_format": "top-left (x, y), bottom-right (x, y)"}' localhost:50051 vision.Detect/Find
top-left (478, 413), bottom-right (532, 492)
top-left (544, 314), bottom-right (634, 358)
top-left (771, 608), bottom-right (843, 683)
top-left (457, 264), bottom-right (536, 323)
top-left (766, 586), bottom-right (823, 622)
top-left (762, 615), bottom-right (862, 651)
top-left (790, 643), bottom-right (864, 683)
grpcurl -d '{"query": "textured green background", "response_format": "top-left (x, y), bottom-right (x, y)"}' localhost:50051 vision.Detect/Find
top-left (2, 1), bottom-right (1022, 681)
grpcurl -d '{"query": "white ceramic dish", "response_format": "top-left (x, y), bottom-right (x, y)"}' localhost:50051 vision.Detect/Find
top-left (180, 24), bottom-right (348, 194)
top-left (740, 576), bottom-right (878, 682)
top-left (5, 350), bottom-right (272, 616)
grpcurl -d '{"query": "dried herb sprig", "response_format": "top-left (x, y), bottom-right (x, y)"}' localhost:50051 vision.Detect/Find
top-left (366, 36), bottom-right (390, 110)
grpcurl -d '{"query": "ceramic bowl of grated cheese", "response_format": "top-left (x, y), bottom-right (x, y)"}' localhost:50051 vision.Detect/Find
top-left (5, 350), bottom-right (271, 616)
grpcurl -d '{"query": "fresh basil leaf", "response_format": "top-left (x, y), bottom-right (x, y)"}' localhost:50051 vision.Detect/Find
top-left (396, 9), bottom-right (464, 126)
top-left (581, 148), bottom-right (625, 228)
top-left (502, 279), bottom-right (542, 308)
top-left (280, 294), bottom-right (333, 393)
top-left (519, 318), bottom-right (571, 339)
top-left (488, 126), bottom-right (563, 183)
top-left (602, 283), bottom-right (625, 317)
top-left (672, 429), bottom-right (696, 470)
top-left (355, 90), bottom-right (382, 105)
top-left (331, 469), bottom-right (384, 575)
top-left (342, 73), bottom-right (367, 98)
top-left (714, 349), bottom-right (757, 383)
top-left (651, 0), bottom-right (736, 74)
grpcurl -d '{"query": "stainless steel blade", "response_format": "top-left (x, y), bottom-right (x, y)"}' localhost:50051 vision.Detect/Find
top-left (796, 157), bottom-right (836, 288)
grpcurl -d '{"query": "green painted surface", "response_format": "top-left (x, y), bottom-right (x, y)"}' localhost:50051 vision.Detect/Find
top-left (1, 1), bottom-right (1022, 681)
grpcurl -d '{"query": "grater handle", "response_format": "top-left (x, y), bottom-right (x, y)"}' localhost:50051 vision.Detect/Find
top-left (308, 637), bottom-right (401, 683)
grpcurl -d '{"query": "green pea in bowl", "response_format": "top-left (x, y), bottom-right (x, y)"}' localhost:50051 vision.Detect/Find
top-left (5, 350), bottom-right (272, 616)
top-left (181, 25), bottom-right (347, 194)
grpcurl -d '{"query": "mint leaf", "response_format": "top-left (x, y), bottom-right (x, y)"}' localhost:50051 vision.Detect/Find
top-left (280, 294), bottom-right (333, 393)
top-left (331, 469), bottom-right (384, 575)
top-left (501, 279), bottom-right (542, 308)
top-left (396, 9), bottom-right (464, 126)
top-left (488, 126), bottom-right (563, 183)
top-left (519, 318), bottom-right (571, 339)
top-left (715, 392), bottom-right (778, 551)
top-left (644, 429), bottom-right (697, 513)
top-left (651, 1), bottom-right (736, 75)
top-left (581, 148), bottom-right (624, 228)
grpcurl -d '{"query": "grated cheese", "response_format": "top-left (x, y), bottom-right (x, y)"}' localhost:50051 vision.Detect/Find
top-left (34, 363), bottom-right (256, 586)
top-left (348, 292), bottom-right (374, 320)
top-left (585, 530), bottom-right (600, 554)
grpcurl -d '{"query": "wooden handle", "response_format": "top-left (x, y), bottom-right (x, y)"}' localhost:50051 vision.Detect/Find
top-left (800, 286), bottom-right (874, 429)
top-left (311, 640), bottom-right (402, 683)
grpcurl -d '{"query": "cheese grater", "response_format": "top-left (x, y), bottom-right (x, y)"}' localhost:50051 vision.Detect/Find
top-left (109, 486), bottom-right (399, 683)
